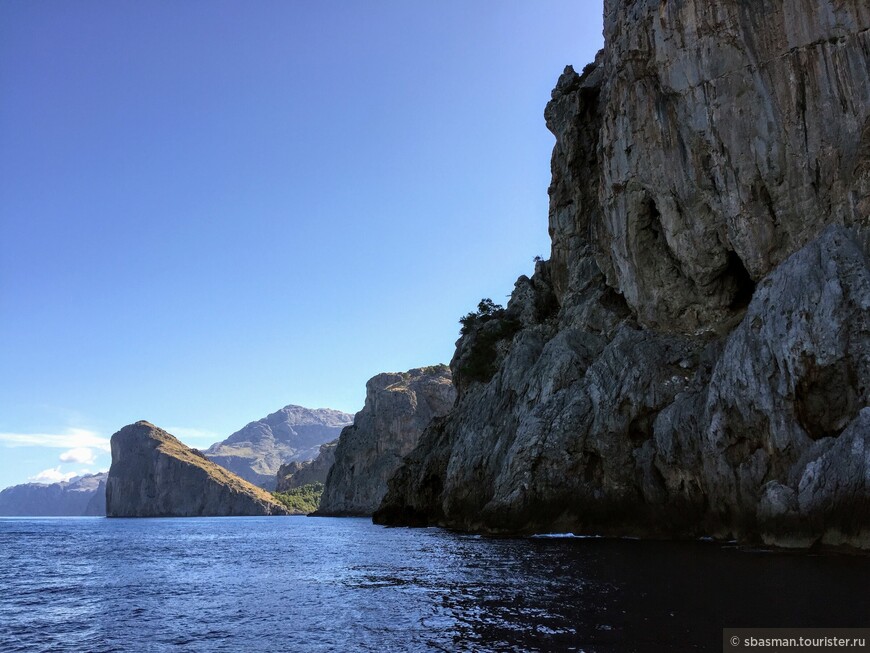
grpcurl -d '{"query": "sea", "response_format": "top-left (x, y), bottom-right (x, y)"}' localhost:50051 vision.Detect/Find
top-left (0, 516), bottom-right (867, 652)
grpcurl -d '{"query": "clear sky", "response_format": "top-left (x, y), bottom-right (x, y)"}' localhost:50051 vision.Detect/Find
top-left (0, 1), bottom-right (604, 488)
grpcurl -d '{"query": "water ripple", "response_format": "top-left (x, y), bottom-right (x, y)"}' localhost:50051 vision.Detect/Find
top-left (0, 517), bottom-right (867, 652)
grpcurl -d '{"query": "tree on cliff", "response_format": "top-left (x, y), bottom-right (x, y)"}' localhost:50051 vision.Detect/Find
top-left (459, 298), bottom-right (504, 335)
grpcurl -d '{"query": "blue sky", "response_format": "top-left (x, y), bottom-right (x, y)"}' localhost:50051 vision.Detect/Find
top-left (0, 1), bottom-right (604, 488)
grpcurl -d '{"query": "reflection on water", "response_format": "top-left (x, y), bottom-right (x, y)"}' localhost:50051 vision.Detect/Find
top-left (0, 517), bottom-right (867, 652)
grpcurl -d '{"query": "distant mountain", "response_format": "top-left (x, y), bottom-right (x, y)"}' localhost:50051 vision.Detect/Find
top-left (107, 421), bottom-right (291, 517)
top-left (204, 405), bottom-right (353, 490)
top-left (0, 472), bottom-right (107, 516)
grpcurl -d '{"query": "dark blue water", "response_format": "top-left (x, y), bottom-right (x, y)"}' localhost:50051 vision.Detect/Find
top-left (0, 517), bottom-right (867, 652)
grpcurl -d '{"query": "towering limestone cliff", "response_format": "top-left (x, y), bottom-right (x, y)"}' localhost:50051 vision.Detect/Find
top-left (0, 473), bottom-right (107, 516)
top-left (107, 421), bottom-right (291, 517)
top-left (204, 405), bottom-right (352, 489)
top-left (376, 1), bottom-right (870, 549)
top-left (318, 365), bottom-right (456, 516)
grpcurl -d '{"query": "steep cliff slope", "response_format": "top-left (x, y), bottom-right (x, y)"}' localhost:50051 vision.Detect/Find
top-left (84, 478), bottom-right (107, 516)
top-left (106, 421), bottom-right (291, 517)
top-left (317, 366), bottom-right (456, 516)
top-left (0, 473), bottom-right (107, 516)
top-left (376, 1), bottom-right (870, 549)
top-left (204, 405), bottom-right (352, 489)
top-left (275, 439), bottom-right (337, 491)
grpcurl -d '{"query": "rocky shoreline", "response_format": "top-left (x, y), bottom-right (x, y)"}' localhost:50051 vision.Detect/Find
top-left (374, 0), bottom-right (870, 550)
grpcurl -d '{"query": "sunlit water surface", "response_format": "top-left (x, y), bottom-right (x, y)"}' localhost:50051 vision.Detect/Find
top-left (0, 517), bottom-right (867, 652)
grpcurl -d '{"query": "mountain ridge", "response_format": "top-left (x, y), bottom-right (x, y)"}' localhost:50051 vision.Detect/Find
top-left (0, 472), bottom-right (108, 516)
top-left (204, 405), bottom-right (352, 489)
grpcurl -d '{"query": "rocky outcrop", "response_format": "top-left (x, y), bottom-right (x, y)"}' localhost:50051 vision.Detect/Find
top-left (317, 366), bottom-right (456, 516)
top-left (375, 1), bottom-right (870, 549)
top-left (204, 406), bottom-right (352, 489)
top-left (275, 439), bottom-right (337, 492)
top-left (0, 473), bottom-right (108, 516)
top-left (106, 421), bottom-right (292, 517)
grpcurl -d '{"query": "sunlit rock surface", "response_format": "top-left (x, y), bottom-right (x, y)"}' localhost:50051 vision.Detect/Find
top-left (204, 406), bottom-right (352, 489)
top-left (317, 366), bottom-right (455, 516)
top-left (107, 421), bottom-right (291, 517)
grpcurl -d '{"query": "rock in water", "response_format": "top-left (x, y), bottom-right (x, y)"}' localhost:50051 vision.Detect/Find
top-left (317, 365), bottom-right (456, 516)
top-left (375, 1), bottom-right (870, 549)
top-left (106, 421), bottom-right (291, 517)
top-left (204, 406), bottom-right (352, 489)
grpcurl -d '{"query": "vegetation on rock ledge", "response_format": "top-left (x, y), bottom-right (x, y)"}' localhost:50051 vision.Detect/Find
top-left (459, 298), bottom-right (504, 335)
top-left (272, 482), bottom-right (324, 514)
top-left (457, 298), bottom-right (521, 384)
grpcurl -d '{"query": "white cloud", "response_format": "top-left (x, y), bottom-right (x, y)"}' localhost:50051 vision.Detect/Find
top-left (29, 467), bottom-right (79, 484)
top-left (0, 428), bottom-right (110, 452)
top-left (59, 447), bottom-right (97, 464)
top-left (166, 426), bottom-right (220, 443)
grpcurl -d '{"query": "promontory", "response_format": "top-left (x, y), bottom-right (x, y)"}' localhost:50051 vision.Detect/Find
top-left (106, 421), bottom-right (291, 517)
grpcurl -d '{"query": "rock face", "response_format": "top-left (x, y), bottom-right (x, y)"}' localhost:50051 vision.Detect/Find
top-left (596, 0), bottom-right (870, 333)
top-left (375, 1), bottom-right (870, 549)
top-left (204, 406), bottom-right (352, 489)
top-left (84, 478), bottom-right (107, 516)
top-left (275, 440), bottom-right (337, 492)
top-left (317, 366), bottom-right (456, 516)
top-left (0, 473), bottom-right (108, 516)
top-left (106, 421), bottom-right (292, 517)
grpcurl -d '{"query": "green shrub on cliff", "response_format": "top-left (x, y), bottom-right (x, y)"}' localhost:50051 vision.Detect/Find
top-left (459, 298), bottom-right (504, 335)
top-left (456, 297), bottom-right (521, 384)
top-left (459, 318), bottom-right (521, 383)
top-left (272, 482), bottom-right (324, 514)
